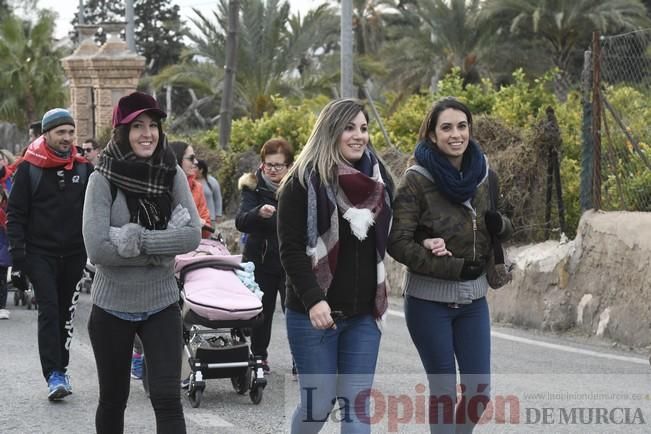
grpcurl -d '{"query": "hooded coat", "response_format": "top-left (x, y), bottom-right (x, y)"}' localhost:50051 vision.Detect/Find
top-left (235, 170), bottom-right (282, 275)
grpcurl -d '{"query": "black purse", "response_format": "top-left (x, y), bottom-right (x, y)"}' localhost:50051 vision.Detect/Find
top-left (486, 171), bottom-right (512, 289)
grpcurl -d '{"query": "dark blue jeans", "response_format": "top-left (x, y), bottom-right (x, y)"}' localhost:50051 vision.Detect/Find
top-left (0, 266), bottom-right (7, 309)
top-left (286, 308), bottom-right (381, 434)
top-left (405, 296), bottom-right (491, 434)
top-left (88, 303), bottom-right (186, 434)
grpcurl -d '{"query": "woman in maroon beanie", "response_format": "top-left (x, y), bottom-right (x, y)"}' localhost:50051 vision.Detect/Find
top-left (84, 91), bottom-right (201, 434)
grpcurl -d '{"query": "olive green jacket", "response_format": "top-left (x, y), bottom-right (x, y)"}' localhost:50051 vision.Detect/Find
top-left (387, 165), bottom-right (512, 303)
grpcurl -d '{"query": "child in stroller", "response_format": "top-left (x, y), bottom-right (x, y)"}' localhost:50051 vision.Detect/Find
top-left (173, 236), bottom-right (267, 408)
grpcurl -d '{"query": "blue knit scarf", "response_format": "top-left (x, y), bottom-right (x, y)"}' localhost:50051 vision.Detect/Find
top-left (414, 138), bottom-right (488, 203)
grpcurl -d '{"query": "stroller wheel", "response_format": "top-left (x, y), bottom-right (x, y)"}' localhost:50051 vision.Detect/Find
top-left (188, 388), bottom-right (203, 408)
top-left (249, 385), bottom-right (263, 405)
top-left (231, 368), bottom-right (251, 395)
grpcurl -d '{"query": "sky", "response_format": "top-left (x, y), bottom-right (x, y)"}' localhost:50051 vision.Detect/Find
top-left (29, 0), bottom-right (327, 39)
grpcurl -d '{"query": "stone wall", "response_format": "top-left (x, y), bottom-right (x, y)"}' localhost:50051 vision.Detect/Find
top-left (488, 210), bottom-right (651, 348)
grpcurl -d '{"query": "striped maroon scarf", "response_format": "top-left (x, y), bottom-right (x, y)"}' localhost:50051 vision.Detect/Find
top-left (305, 150), bottom-right (392, 318)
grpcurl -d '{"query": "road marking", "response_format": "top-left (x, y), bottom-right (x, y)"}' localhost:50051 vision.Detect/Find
top-left (490, 331), bottom-right (649, 365)
top-left (386, 308), bottom-right (649, 366)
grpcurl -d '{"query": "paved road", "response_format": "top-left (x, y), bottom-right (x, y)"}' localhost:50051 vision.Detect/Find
top-left (1, 288), bottom-right (650, 433)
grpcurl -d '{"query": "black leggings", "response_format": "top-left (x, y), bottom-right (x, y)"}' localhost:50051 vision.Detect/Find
top-left (88, 303), bottom-right (186, 434)
top-left (251, 270), bottom-right (285, 360)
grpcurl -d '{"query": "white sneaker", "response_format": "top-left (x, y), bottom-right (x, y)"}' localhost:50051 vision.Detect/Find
top-left (0, 308), bottom-right (10, 319)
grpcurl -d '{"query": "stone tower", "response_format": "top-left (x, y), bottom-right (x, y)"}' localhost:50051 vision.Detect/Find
top-left (62, 23), bottom-right (146, 141)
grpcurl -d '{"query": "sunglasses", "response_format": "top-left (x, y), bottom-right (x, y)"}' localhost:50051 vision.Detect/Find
top-left (81, 147), bottom-right (94, 154)
top-left (183, 154), bottom-right (197, 162)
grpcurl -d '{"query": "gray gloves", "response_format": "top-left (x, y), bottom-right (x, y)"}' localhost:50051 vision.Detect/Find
top-left (109, 205), bottom-right (191, 257)
top-left (109, 223), bottom-right (143, 258)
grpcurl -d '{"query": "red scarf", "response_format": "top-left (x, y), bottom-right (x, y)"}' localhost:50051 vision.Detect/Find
top-left (23, 136), bottom-right (87, 170)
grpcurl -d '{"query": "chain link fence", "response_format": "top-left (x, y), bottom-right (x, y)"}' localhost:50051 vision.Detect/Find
top-left (593, 30), bottom-right (651, 211)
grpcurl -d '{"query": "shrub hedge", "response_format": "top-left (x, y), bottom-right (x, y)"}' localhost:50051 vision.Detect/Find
top-left (187, 68), bottom-right (650, 242)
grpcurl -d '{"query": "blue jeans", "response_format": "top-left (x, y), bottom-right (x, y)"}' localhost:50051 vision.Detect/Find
top-left (405, 296), bottom-right (491, 434)
top-left (286, 309), bottom-right (381, 434)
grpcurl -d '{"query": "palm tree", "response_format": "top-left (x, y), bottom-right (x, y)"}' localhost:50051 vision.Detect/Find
top-left (481, 0), bottom-right (651, 91)
top-left (0, 10), bottom-right (67, 128)
top-left (349, 0), bottom-right (396, 95)
top-left (377, 0), bottom-right (490, 106)
top-left (153, 0), bottom-right (339, 122)
top-left (219, 0), bottom-right (239, 149)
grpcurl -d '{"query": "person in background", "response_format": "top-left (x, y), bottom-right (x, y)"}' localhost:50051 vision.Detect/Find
top-left (0, 149), bottom-right (14, 320)
top-left (28, 121), bottom-right (42, 143)
top-left (387, 97), bottom-right (512, 433)
top-left (236, 138), bottom-right (294, 374)
top-left (277, 98), bottom-right (394, 433)
top-left (7, 108), bottom-right (92, 400)
top-left (195, 159), bottom-right (222, 228)
top-left (83, 91), bottom-right (201, 433)
top-left (0, 150), bottom-right (15, 193)
top-left (0, 184), bottom-right (10, 320)
top-left (81, 138), bottom-right (102, 166)
top-left (168, 141), bottom-right (211, 237)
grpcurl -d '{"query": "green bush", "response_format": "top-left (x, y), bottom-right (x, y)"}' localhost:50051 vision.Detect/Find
top-left (229, 95), bottom-right (328, 153)
top-left (377, 94), bottom-right (433, 152)
top-left (433, 70), bottom-right (496, 115)
top-left (181, 68), bottom-right (649, 239)
top-left (492, 69), bottom-right (557, 128)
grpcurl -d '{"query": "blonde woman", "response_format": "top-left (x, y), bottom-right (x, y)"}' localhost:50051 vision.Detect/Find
top-left (277, 98), bottom-right (394, 433)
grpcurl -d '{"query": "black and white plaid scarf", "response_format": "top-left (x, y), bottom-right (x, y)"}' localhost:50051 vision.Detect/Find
top-left (95, 135), bottom-right (177, 229)
top-left (306, 150), bottom-right (392, 319)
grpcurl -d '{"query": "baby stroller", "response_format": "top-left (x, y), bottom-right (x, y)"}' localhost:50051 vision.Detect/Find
top-left (175, 237), bottom-right (266, 408)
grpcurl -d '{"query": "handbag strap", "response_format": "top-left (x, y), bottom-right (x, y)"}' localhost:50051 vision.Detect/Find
top-left (487, 170), bottom-right (506, 264)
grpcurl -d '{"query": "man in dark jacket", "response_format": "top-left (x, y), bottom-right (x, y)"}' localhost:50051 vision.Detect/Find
top-left (7, 108), bottom-right (92, 401)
